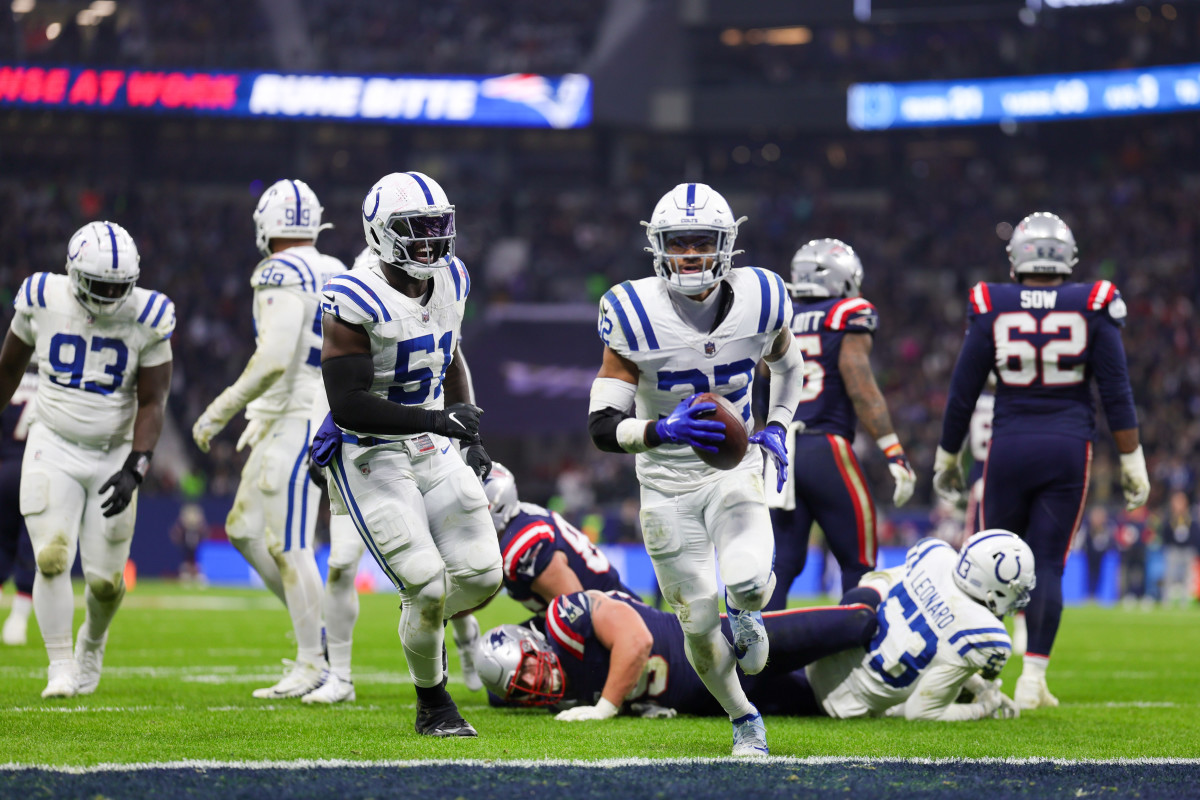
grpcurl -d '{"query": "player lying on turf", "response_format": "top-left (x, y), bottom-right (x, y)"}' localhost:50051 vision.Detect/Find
top-left (483, 462), bottom-right (639, 616)
top-left (476, 530), bottom-right (1031, 721)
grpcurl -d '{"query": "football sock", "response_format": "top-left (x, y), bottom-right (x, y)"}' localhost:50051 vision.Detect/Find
top-left (683, 628), bottom-right (755, 720)
top-left (82, 578), bottom-right (125, 643)
top-left (414, 678), bottom-right (453, 707)
top-left (33, 571), bottom-right (74, 662)
top-left (324, 562), bottom-right (359, 680)
top-left (232, 537), bottom-right (286, 603)
top-left (400, 578), bottom-right (448, 687)
top-left (839, 586), bottom-right (883, 611)
top-left (279, 548), bottom-right (326, 665)
top-left (8, 592), bottom-right (33, 622)
top-left (449, 615), bottom-right (476, 647)
top-left (1023, 652), bottom-right (1050, 679)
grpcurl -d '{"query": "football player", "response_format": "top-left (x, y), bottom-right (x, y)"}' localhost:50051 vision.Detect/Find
top-left (765, 239), bottom-right (916, 603)
top-left (587, 183), bottom-right (807, 756)
top-left (0, 369), bottom-right (38, 645)
top-left (477, 531), bottom-right (1028, 723)
top-left (191, 179), bottom-right (346, 699)
top-left (304, 248), bottom-right (488, 702)
top-left (934, 212), bottom-right (1149, 710)
top-left (484, 461), bottom-right (638, 615)
top-left (0, 222), bottom-right (173, 697)
top-left (314, 172), bottom-right (502, 737)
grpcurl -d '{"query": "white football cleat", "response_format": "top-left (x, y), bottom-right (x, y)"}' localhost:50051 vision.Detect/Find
top-left (74, 630), bottom-right (108, 695)
top-left (2, 610), bottom-right (29, 646)
top-left (731, 709), bottom-right (768, 757)
top-left (453, 615), bottom-right (483, 692)
top-left (302, 673), bottom-right (355, 704)
top-left (41, 659), bottom-right (79, 698)
top-left (729, 607), bottom-right (768, 675)
top-left (1015, 673), bottom-right (1060, 710)
top-left (253, 659), bottom-right (328, 699)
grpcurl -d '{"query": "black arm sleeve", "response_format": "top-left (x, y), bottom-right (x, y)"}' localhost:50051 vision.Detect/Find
top-left (588, 407), bottom-right (663, 454)
top-left (323, 353), bottom-right (447, 436)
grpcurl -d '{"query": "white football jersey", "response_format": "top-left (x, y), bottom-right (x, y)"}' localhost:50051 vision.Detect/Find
top-left (10, 272), bottom-right (174, 449)
top-left (597, 268), bottom-right (792, 492)
top-left (245, 245), bottom-right (347, 419)
top-left (806, 538), bottom-right (1013, 718)
top-left (320, 257), bottom-right (470, 441)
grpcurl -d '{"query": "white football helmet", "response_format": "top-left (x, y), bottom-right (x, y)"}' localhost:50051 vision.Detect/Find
top-left (953, 530), bottom-right (1037, 617)
top-left (483, 462), bottom-right (520, 533)
top-left (1007, 211), bottom-right (1078, 280)
top-left (643, 182), bottom-right (745, 296)
top-left (789, 238), bottom-right (864, 299)
top-left (475, 624), bottom-right (565, 706)
top-left (362, 172), bottom-right (455, 280)
top-left (253, 179), bottom-right (329, 257)
top-left (66, 221), bottom-right (140, 316)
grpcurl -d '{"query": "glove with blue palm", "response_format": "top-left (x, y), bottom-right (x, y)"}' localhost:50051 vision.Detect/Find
top-left (749, 422), bottom-right (789, 493)
top-left (654, 394), bottom-right (725, 452)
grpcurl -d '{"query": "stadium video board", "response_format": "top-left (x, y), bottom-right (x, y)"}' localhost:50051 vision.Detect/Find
top-left (847, 62), bottom-right (1200, 129)
top-left (0, 65), bottom-right (592, 129)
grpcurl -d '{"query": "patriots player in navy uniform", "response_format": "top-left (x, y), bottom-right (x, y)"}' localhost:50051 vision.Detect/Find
top-left (765, 239), bottom-right (916, 603)
top-left (934, 212), bottom-right (1149, 711)
top-left (478, 589), bottom-right (879, 719)
top-left (483, 462), bottom-right (637, 615)
top-left (0, 369), bottom-right (38, 645)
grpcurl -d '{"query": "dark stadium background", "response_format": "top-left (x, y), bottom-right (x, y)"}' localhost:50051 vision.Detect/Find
top-left (1, 0), bottom-right (1196, 594)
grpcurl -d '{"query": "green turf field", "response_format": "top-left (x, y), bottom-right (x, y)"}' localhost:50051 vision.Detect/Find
top-left (1, 582), bottom-right (1197, 766)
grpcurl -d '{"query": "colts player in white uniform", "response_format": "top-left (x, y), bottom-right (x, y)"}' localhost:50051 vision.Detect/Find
top-left (587, 183), bottom-right (806, 756)
top-left (317, 172), bottom-right (501, 737)
top-left (192, 179), bottom-right (345, 698)
top-left (806, 530), bottom-right (1032, 720)
top-left (0, 222), bottom-right (173, 697)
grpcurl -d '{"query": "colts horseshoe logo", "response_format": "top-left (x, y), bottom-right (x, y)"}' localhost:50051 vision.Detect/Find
top-left (994, 552), bottom-right (1021, 583)
top-left (363, 188), bottom-right (381, 222)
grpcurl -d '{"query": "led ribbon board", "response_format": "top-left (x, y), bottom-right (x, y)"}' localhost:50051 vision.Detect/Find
top-left (0, 65), bottom-right (592, 129)
top-left (848, 62), bottom-right (1200, 130)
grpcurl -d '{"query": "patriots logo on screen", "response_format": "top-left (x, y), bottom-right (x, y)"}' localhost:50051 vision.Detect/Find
top-left (704, 341), bottom-right (716, 357)
top-left (479, 73), bottom-right (590, 129)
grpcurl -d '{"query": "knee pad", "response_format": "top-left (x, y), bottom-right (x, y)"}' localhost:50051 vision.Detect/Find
top-left (396, 548), bottom-right (445, 593)
top-left (35, 536), bottom-right (72, 578)
top-left (675, 594), bottom-right (720, 637)
top-left (84, 572), bottom-right (125, 602)
top-left (726, 567), bottom-right (776, 612)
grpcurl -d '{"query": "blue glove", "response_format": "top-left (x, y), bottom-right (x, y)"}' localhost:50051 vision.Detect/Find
top-left (749, 423), bottom-right (788, 493)
top-left (654, 394), bottom-right (725, 453)
top-left (310, 412), bottom-right (343, 468)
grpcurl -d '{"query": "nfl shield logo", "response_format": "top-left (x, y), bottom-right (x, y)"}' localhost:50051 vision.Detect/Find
top-left (421, 308), bottom-right (431, 323)
top-left (704, 341), bottom-right (716, 357)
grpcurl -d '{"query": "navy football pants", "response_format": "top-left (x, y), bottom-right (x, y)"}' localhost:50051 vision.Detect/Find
top-left (981, 433), bottom-right (1091, 659)
top-left (0, 461), bottom-right (35, 595)
top-left (767, 433), bottom-right (877, 609)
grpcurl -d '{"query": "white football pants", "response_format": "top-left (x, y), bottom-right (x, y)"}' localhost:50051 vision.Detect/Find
top-left (21, 423), bottom-right (136, 663)
top-left (328, 436), bottom-right (501, 688)
top-left (638, 466), bottom-right (776, 719)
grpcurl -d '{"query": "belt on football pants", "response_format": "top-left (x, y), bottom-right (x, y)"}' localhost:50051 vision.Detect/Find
top-left (341, 432), bottom-right (401, 448)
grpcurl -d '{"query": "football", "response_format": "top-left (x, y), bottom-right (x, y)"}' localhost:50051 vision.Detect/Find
top-left (690, 392), bottom-right (748, 470)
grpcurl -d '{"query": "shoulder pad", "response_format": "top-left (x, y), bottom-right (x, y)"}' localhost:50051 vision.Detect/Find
top-left (443, 258), bottom-right (471, 303)
top-left (252, 254), bottom-right (320, 292)
top-left (1086, 280), bottom-right (1126, 323)
top-left (14, 272), bottom-right (50, 311)
top-left (743, 267), bottom-right (790, 335)
top-left (321, 273), bottom-right (392, 326)
top-left (826, 297), bottom-right (878, 332)
top-left (599, 281), bottom-right (660, 355)
top-left (546, 592), bottom-right (591, 660)
top-left (967, 282), bottom-right (993, 316)
top-left (135, 291), bottom-right (176, 340)
top-left (501, 519), bottom-right (556, 581)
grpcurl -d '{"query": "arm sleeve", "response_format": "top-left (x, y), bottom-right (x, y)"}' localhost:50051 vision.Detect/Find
top-left (1090, 315), bottom-right (1138, 432)
top-left (322, 353), bottom-right (445, 436)
top-left (203, 289), bottom-right (304, 422)
top-left (939, 312), bottom-right (995, 452)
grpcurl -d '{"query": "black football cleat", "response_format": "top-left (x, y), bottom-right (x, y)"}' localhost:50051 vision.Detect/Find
top-left (415, 700), bottom-right (478, 737)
